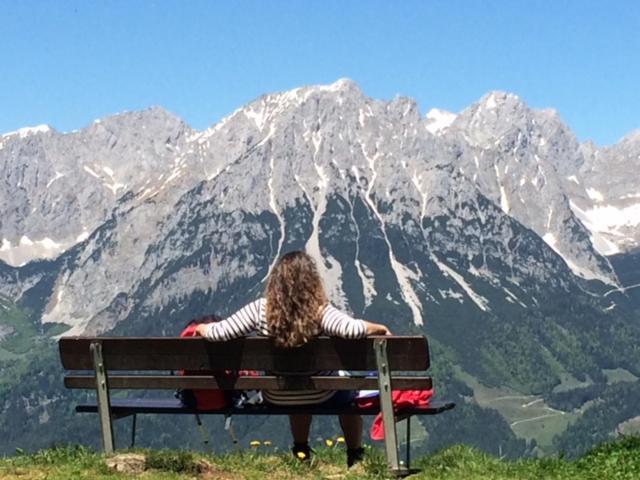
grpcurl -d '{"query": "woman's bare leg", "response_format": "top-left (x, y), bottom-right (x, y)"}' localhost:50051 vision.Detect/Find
top-left (338, 414), bottom-right (363, 449)
top-left (289, 414), bottom-right (313, 444)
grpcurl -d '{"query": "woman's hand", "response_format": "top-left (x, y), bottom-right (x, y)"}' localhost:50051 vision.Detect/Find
top-left (194, 323), bottom-right (209, 337)
top-left (363, 320), bottom-right (392, 336)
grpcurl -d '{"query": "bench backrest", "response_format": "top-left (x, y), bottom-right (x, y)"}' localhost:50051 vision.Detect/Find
top-left (59, 336), bottom-right (430, 372)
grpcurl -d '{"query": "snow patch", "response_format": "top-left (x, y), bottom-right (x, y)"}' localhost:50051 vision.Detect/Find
top-left (206, 168), bottom-right (221, 181)
top-left (263, 154), bottom-right (286, 281)
top-left (495, 164), bottom-right (510, 213)
top-left (570, 200), bottom-right (640, 256)
top-left (620, 193), bottom-right (640, 200)
top-left (503, 287), bottom-right (527, 308)
top-left (46, 171), bottom-right (64, 188)
top-left (485, 93), bottom-right (498, 109)
top-left (83, 165), bottom-right (100, 178)
top-left (425, 109), bottom-right (457, 135)
top-left (586, 188), bottom-right (604, 202)
top-left (411, 171), bottom-right (428, 219)
top-left (581, 203), bottom-right (640, 229)
top-left (432, 256), bottom-right (490, 312)
top-left (543, 232), bottom-right (557, 247)
top-left (345, 196), bottom-right (377, 306)
top-left (303, 164), bottom-right (348, 308)
top-left (438, 289), bottom-right (464, 303)
top-left (0, 236), bottom-right (69, 266)
top-left (544, 229), bottom-right (616, 282)
top-left (567, 175), bottom-right (580, 184)
top-left (244, 105), bottom-right (267, 131)
top-left (351, 166), bottom-right (362, 184)
top-left (104, 182), bottom-right (126, 195)
top-left (361, 145), bottom-right (424, 325)
top-left (2, 124), bottom-right (51, 139)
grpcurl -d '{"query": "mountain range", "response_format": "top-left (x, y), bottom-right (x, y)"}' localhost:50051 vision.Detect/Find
top-left (1, 79), bottom-right (639, 457)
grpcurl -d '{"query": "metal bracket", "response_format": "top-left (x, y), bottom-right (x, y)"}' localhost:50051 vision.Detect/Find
top-left (374, 338), bottom-right (406, 475)
top-left (91, 341), bottom-right (115, 454)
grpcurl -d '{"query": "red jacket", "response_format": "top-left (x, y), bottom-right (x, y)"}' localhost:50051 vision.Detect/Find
top-left (356, 389), bottom-right (434, 440)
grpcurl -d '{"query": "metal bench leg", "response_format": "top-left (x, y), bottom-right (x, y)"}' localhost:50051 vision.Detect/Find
top-left (130, 414), bottom-right (137, 448)
top-left (374, 339), bottom-right (405, 476)
top-left (406, 416), bottom-right (411, 469)
top-left (194, 414), bottom-right (212, 451)
top-left (91, 342), bottom-right (115, 454)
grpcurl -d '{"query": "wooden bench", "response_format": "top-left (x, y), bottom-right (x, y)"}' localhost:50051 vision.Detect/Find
top-left (59, 335), bottom-right (454, 475)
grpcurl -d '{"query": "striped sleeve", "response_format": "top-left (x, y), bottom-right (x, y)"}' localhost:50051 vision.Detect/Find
top-left (320, 304), bottom-right (366, 338)
top-left (204, 299), bottom-right (263, 341)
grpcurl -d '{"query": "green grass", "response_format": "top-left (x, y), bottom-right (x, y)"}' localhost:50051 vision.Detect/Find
top-left (603, 368), bottom-right (639, 384)
top-left (1, 437), bottom-right (639, 479)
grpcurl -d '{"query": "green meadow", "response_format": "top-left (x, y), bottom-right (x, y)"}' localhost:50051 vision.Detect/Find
top-left (1, 437), bottom-right (639, 479)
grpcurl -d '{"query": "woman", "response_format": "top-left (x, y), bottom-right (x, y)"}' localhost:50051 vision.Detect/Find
top-left (195, 250), bottom-right (390, 466)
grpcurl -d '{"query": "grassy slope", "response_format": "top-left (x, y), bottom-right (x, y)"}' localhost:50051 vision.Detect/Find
top-left (455, 368), bottom-right (579, 453)
top-left (1, 437), bottom-right (639, 480)
top-left (0, 294), bottom-right (35, 359)
top-left (454, 362), bottom-right (640, 455)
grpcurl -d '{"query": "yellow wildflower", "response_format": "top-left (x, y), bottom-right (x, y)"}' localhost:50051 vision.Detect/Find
top-left (296, 451), bottom-right (307, 460)
top-left (250, 440), bottom-right (260, 448)
top-left (325, 439), bottom-right (334, 447)
top-left (263, 441), bottom-right (272, 446)
top-left (336, 437), bottom-right (345, 444)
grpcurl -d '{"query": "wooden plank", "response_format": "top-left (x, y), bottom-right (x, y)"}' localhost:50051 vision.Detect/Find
top-left (59, 336), bottom-right (429, 371)
top-left (64, 374), bottom-right (433, 391)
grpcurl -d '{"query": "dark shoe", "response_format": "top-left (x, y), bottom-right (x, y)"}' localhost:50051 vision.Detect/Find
top-left (292, 442), bottom-right (312, 461)
top-left (346, 447), bottom-right (365, 467)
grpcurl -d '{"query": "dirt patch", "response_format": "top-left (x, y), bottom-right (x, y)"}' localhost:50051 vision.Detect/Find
top-left (105, 453), bottom-right (146, 474)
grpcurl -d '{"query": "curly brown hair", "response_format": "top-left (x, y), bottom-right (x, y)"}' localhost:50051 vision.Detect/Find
top-left (265, 251), bottom-right (328, 348)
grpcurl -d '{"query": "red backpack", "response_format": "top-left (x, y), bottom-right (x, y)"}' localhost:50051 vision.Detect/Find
top-left (178, 319), bottom-right (228, 410)
top-left (177, 316), bottom-right (258, 410)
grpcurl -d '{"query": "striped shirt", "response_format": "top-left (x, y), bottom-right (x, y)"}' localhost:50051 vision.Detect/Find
top-left (204, 298), bottom-right (367, 405)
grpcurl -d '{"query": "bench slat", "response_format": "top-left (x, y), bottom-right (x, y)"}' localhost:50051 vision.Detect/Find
top-left (75, 397), bottom-right (456, 416)
top-left (59, 336), bottom-right (429, 371)
top-left (64, 374), bottom-right (433, 391)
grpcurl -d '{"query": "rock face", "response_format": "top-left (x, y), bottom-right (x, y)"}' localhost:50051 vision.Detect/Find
top-left (0, 83), bottom-right (555, 332)
top-left (0, 108), bottom-right (190, 266)
top-left (1, 79), bottom-right (639, 337)
top-left (572, 130), bottom-right (640, 255)
top-left (445, 92), bottom-right (617, 284)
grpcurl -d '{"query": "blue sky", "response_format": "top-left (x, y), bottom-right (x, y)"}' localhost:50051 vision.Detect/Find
top-left (1, 0), bottom-right (638, 145)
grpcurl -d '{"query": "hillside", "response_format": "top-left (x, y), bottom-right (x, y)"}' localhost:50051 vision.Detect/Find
top-left (1, 438), bottom-right (640, 479)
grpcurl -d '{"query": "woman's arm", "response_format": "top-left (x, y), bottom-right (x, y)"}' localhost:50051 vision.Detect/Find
top-left (194, 299), bottom-right (263, 341)
top-left (320, 304), bottom-right (391, 338)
